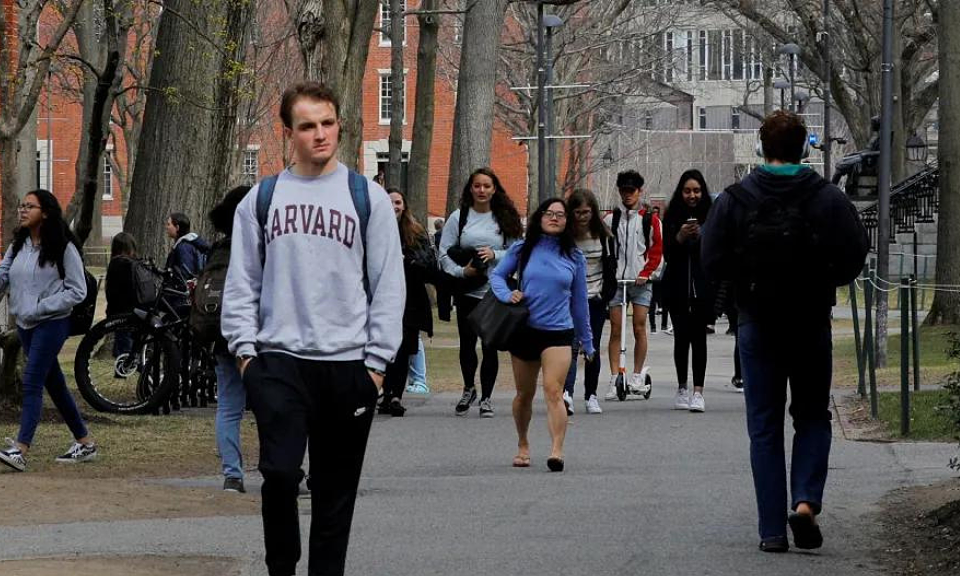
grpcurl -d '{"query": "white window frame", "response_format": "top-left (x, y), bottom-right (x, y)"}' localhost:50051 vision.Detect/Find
top-left (379, 0), bottom-right (407, 47)
top-left (102, 147), bottom-right (114, 200)
top-left (36, 139), bottom-right (52, 193)
top-left (378, 69), bottom-right (408, 125)
top-left (698, 30), bottom-right (707, 81)
top-left (242, 145), bottom-right (260, 186)
top-left (698, 107), bottom-right (707, 130)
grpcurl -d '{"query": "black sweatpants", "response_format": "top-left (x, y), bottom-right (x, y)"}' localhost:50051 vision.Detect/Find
top-left (244, 353), bottom-right (378, 576)
top-left (669, 300), bottom-right (708, 389)
top-left (454, 294), bottom-right (499, 400)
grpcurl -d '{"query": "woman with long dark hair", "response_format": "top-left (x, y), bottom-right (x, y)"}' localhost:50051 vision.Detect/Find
top-left (381, 188), bottom-right (437, 416)
top-left (490, 198), bottom-right (593, 472)
top-left (105, 231), bottom-right (139, 360)
top-left (208, 185), bottom-right (252, 492)
top-left (0, 189), bottom-right (96, 472)
top-left (662, 169), bottom-right (714, 413)
top-left (562, 189), bottom-right (615, 415)
top-left (439, 168), bottom-right (523, 418)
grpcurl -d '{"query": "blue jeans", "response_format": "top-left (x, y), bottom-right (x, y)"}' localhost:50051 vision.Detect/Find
top-left (215, 354), bottom-right (246, 480)
top-left (739, 316), bottom-right (833, 540)
top-left (565, 298), bottom-right (607, 400)
top-left (17, 317), bottom-right (88, 446)
top-left (407, 336), bottom-right (427, 385)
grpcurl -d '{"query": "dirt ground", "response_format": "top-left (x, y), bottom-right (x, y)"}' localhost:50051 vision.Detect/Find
top-left (875, 478), bottom-right (960, 576)
top-left (0, 475), bottom-right (260, 526)
top-left (0, 556), bottom-right (239, 576)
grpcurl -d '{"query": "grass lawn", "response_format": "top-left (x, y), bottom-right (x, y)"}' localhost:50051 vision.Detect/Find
top-left (877, 388), bottom-right (959, 441)
top-left (832, 325), bottom-right (957, 389)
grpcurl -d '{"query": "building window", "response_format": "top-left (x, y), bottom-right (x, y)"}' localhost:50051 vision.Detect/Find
top-left (379, 72), bottom-right (406, 123)
top-left (102, 153), bottom-right (113, 199)
top-left (722, 30), bottom-right (732, 80)
top-left (698, 107), bottom-right (707, 130)
top-left (36, 140), bottom-right (52, 193)
top-left (698, 30), bottom-right (707, 81)
top-left (376, 151), bottom-right (410, 191)
top-left (731, 107), bottom-right (741, 130)
top-left (685, 31), bottom-right (694, 81)
top-left (663, 32), bottom-right (674, 82)
top-left (644, 110), bottom-right (653, 130)
top-left (242, 148), bottom-right (259, 186)
top-left (379, 0), bottom-right (406, 46)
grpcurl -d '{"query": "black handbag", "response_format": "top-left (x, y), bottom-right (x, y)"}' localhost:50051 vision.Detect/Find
top-left (466, 269), bottom-right (527, 351)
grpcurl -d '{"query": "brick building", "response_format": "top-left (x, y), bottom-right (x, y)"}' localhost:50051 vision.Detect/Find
top-left (16, 1), bottom-right (530, 244)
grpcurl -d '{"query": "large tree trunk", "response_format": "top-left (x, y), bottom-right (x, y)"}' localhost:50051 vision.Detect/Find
top-left (927, 0), bottom-right (960, 326)
top-left (387, 0), bottom-right (405, 188)
top-left (445, 0), bottom-right (509, 215)
top-left (407, 0), bottom-right (439, 221)
top-left (0, 329), bottom-right (23, 408)
top-left (292, 0), bottom-right (380, 170)
top-left (123, 0), bottom-right (250, 260)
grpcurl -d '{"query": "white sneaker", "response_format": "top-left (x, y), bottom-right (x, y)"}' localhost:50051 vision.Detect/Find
top-left (627, 372), bottom-right (649, 395)
top-left (689, 392), bottom-right (706, 413)
top-left (674, 388), bottom-right (690, 410)
top-left (585, 395), bottom-right (603, 414)
top-left (663, 326), bottom-right (674, 336)
top-left (562, 391), bottom-right (574, 416)
top-left (604, 375), bottom-right (618, 401)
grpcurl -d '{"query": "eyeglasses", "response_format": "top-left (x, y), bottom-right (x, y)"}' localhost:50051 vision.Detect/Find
top-left (17, 203), bottom-right (40, 212)
top-left (543, 210), bottom-right (567, 220)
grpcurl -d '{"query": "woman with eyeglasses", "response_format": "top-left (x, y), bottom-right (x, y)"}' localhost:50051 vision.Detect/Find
top-left (662, 169), bottom-right (715, 413)
top-left (562, 189), bottom-right (616, 415)
top-left (490, 198), bottom-right (594, 472)
top-left (0, 190), bottom-right (96, 473)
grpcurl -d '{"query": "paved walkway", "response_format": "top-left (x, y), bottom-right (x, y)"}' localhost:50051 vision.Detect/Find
top-left (1, 327), bottom-right (956, 575)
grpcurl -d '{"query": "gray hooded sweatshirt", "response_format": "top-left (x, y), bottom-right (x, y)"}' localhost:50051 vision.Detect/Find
top-left (0, 238), bottom-right (87, 330)
top-left (221, 163), bottom-right (405, 372)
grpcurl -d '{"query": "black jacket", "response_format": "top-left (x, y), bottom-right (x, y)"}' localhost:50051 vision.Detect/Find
top-left (701, 167), bottom-right (868, 319)
top-left (105, 256), bottom-right (137, 317)
top-left (663, 205), bottom-right (714, 322)
top-left (403, 233), bottom-right (439, 338)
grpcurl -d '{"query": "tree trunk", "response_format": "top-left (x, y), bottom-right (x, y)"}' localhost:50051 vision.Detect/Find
top-left (387, 0), bottom-right (405, 188)
top-left (408, 0), bottom-right (439, 221)
top-left (445, 0), bottom-right (509, 215)
top-left (926, 0), bottom-right (960, 326)
top-left (0, 329), bottom-right (23, 408)
top-left (292, 0), bottom-right (380, 170)
top-left (0, 138), bottom-right (19, 246)
top-left (123, 0), bottom-right (248, 261)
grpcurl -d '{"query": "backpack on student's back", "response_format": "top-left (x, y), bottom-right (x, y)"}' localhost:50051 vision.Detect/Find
top-left (131, 258), bottom-right (161, 307)
top-left (69, 268), bottom-right (99, 336)
top-left (255, 170), bottom-right (372, 301)
top-left (726, 183), bottom-right (824, 307)
top-left (189, 240), bottom-right (231, 345)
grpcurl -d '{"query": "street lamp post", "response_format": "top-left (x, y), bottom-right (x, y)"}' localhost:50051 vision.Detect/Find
top-left (876, 0), bottom-right (895, 367)
top-left (778, 43), bottom-right (801, 112)
top-left (544, 14), bottom-right (563, 199)
top-left (774, 79), bottom-right (791, 111)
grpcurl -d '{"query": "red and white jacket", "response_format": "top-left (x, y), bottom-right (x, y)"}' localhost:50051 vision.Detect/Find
top-left (602, 205), bottom-right (663, 282)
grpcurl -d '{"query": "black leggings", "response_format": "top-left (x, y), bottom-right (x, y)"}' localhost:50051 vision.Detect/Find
top-left (669, 300), bottom-right (708, 389)
top-left (455, 295), bottom-right (499, 400)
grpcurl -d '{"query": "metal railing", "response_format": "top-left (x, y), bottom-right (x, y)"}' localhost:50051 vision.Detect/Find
top-left (860, 161), bottom-right (939, 251)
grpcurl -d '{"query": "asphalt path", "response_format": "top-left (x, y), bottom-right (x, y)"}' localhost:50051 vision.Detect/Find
top-left (1, 325), bottom-right (956, 575)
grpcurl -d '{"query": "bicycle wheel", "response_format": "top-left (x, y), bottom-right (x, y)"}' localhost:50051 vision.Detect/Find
top-left (74, 314), bottom-right (180, 414)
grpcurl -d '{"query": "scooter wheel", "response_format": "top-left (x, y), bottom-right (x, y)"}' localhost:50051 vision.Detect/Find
top-left (643, 373), bottom-right (652, 399)
top-left (615, 374), bottom-right (627, 401)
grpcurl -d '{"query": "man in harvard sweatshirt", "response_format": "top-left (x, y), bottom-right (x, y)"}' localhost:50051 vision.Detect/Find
top-left (602, 170), bottom-right (663, 401)
top-left (221, 82), bottom-right (404, 576)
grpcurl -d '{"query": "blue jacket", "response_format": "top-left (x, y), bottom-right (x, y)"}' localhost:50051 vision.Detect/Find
top-left (490, 237), bottom-right (594, 356)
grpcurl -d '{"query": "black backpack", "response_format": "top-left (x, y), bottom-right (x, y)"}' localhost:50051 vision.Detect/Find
top-left (189, 240), bottom-right (231, 346)
top-left (727, 183), bottom-right (824, 307)
top-left (69, 269), bottom-right (99, 336)
top-left (131, 258), bottom-right (161, 307)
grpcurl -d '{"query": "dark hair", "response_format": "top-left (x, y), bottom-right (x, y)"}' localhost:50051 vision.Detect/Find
top-left (387, 188), bottom-right (427, 250)
top-left (518, 198), bottom-right (577, 273)
top-left (10, 189), bottom-right (78, 277)
top-left (759, 110), bottom-right (807, 164)
top-left (566, 188), bottom-right (610, 240)
top-left (458, 167), bottom-right (523, 240)
top-left (209, 185), bottom-right (251, 236)
top-left (110, 231), bottom-right (138, 259)
top-left (433, 218), bottom-right (444, 231)
top-left (616, 170), bottom-right (644, 189)
top-left (280, 82), bottom-right (341, 129)
top-left (665, 169), bottom-right (713, 227)
top-left (168, 212), bottom-right (191, 238)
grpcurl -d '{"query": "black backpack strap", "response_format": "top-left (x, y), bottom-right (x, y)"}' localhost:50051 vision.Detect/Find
top-left (642, 211), bottom-right (652, 255)
top-left (347, 170), bottom-right (371, 303)
top-left (457, 208), bottom-right (468, 245)
top-left (610, 208), bottom-right (622, 259)
top-left (256, 174), bottom-right (280, 264)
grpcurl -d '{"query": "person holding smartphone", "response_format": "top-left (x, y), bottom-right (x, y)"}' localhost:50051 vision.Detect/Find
top-left (662, 169), bottom-right (714, 413)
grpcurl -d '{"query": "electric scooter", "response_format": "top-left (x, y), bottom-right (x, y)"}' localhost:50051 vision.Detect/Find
top-left (614, 278), bottom-right (653, 401)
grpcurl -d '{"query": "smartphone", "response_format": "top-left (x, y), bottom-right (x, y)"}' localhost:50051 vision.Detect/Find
top-left (686, 217), bottom-right (698, 223)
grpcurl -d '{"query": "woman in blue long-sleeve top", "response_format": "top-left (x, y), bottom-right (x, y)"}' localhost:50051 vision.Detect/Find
top-left (490, 198), bottom-right (594, 473)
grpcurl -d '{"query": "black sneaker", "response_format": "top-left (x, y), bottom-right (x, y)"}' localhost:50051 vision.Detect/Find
top-left (479, 398), bottom-right (494, 418)
top-left (455, 387), bottom-right (477, 416)
top-left (55, 442), bottom-right (98, 463)
top-left (731, 376), bottom-right (744, 392)
top-left (223, 477), bottom-right (246, 493)
top-left (0, 438), bottom-right (26, 472)
top-left (388, 398), bottom-right (406, 417)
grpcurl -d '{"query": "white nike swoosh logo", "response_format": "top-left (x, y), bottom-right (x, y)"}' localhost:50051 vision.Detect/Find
top-left (354, 407), bottom-right (368, 417)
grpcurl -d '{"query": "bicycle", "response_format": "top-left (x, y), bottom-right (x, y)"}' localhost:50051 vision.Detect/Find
top-left (74, 261), bottom-right (215, 414)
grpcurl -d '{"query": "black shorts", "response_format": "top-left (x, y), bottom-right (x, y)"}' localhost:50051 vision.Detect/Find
top-left (509, 325), bottom-right (574, 362)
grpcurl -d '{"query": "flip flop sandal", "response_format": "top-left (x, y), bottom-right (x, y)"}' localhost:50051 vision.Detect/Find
top-left (512, 454), bottom-right (531, 468)
top-left (788, 512), bottom-right (823, 549)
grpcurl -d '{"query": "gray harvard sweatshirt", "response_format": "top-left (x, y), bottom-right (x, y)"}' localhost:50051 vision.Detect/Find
top-left (221, 163), bottom-right (405, 371)
top-left (0, 238), bottom-right (87, 330)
